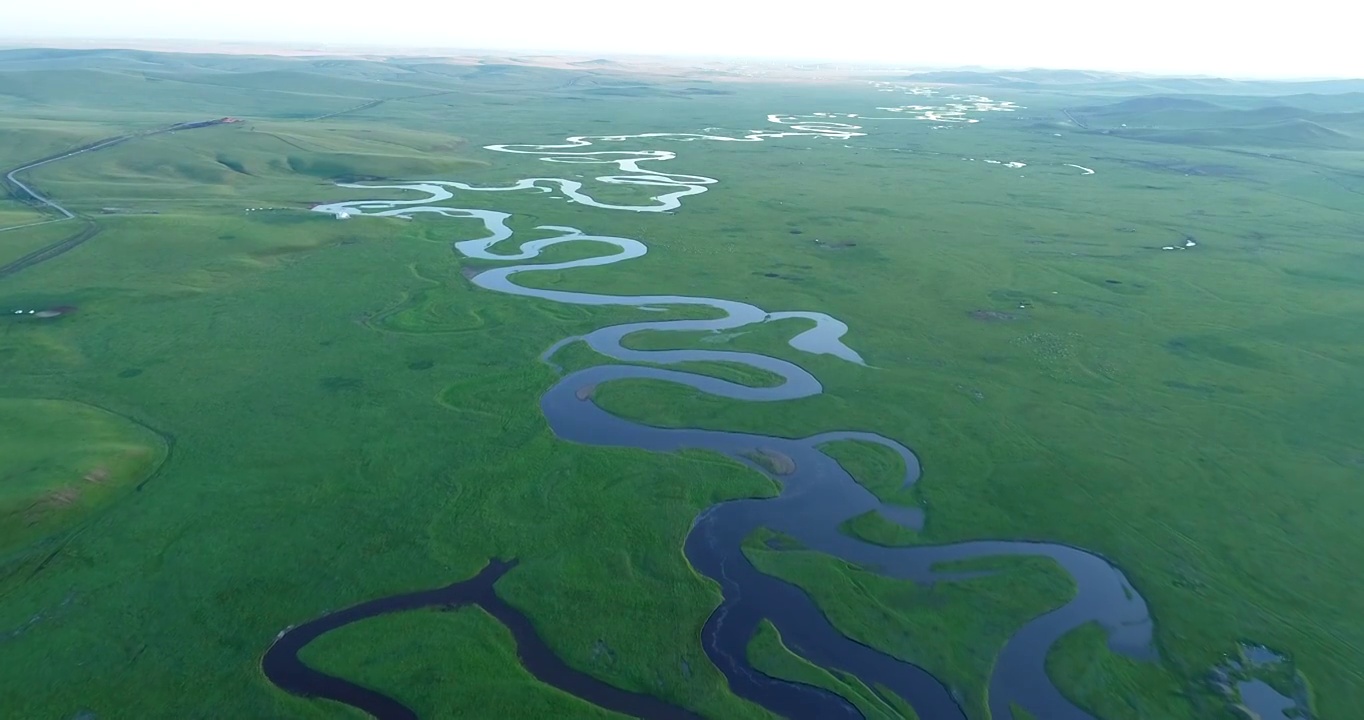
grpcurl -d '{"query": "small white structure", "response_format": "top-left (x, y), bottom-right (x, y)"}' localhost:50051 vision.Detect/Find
top-left (335, 211), bottom-right (351, 220)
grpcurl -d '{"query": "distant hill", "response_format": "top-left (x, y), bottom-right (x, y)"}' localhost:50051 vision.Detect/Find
top-left (1086, 96), bottom-right (1224, 113)
top-left (0, 47), bottom-right (305, 74)
top-left (1067, 91), bottom-right (1364, 150)
top-left (1070, 97), bottom-right (1309, 128)
top-left (0, 49), bottom-right (723, 115)
top-left (893, 68), bottom-right (1364, 97)
top-left (1080, 92), bottom-right (1364, 115)
top-left (1111, 118), bottom-right (1360, 149)
top-left (902, 68), bottom-right (1130, 85)
top-left (1260, 92), bottom-right (1364, 112)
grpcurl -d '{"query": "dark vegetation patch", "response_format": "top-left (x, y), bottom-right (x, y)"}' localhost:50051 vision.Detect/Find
top-left (407, 360), bottom-right (434, 371)
top-left (214, 154), bottom-right (249, 175)
top-left (1164, 380), bottom-right (1246, 396)
top-left (583, 87), bottom-right (656, 98)
top-left (759, 529), bottom-right (804, 551)
top-left (989, 289), bottom-right (1036, 308)
top-left (279, 152), bottom-right (478, 183)
top-left (969, 310), bottom-right (1018, 322)
top-left (589, 639), bottom-right (618, 665)
top-left (320, 376), bottom-right (363, 392)
top-left (117, 368), bottom-right (143, 378)
top-left (1097, 156), bottom-right (1249, 177)
top-left (847, 205), bottom-right (896, 217)
top-left (956, 383), bottom-right (986, 402)
top-left (1165, 336), bottom-right (1272, 369)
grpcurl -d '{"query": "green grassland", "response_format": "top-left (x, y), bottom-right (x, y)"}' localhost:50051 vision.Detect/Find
top-left (743, 529), bottom-right (1080, 719)
top-left (302, 607), bottom-right (626, 719)
top-left (818, 439), bottom-right (920, 506)
top-left (0, 199), bottom-right (46, 229)
top-left (0, 220), bottom-right (76, 266)
top-left (0, 48), bottom-right (1361, 719)
top-left (746, 619), bottom-right (921, 720)
top-left (0, 397), bottom-right (167, 556)
top-left (1045, 623), bottom-right (1204, 720)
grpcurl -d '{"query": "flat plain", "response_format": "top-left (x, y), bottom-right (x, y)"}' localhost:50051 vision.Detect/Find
top-left (1, 49), bottom-right (1362, 719)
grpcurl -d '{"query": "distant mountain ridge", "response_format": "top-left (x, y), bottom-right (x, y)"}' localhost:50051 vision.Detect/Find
top-left (897, 68), bottom-right (1364, 97)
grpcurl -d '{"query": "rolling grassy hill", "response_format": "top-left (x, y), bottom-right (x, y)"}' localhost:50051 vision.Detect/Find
top-left (1065, 94), bottom-right (1364, 152)
top-left (0, 398), bottom-right (168, 557)
top-left (1110, 119), bottom-right (1360, 149)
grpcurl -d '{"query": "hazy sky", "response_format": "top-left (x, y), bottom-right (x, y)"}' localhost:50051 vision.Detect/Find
top-left (3, 1), bottom-right (1361, 79)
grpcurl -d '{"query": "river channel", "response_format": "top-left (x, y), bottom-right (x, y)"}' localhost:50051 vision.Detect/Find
top-left (269, 114), bottom-right (1158, 720)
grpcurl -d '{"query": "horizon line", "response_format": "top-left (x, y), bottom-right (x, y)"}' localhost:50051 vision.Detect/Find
top-left (1, 37), bottom-right (1361, 83)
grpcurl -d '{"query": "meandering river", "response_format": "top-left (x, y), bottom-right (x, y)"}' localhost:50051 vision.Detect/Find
top-left (272, 113), bottom-right (1155, 719)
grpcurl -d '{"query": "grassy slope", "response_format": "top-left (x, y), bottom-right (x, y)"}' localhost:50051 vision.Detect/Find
top-left (0, 52), bottom-right (1359, 719)
top-left (0, 398), bottom-right (167, 555)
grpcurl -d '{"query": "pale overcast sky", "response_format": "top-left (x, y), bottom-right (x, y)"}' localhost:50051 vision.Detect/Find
top-left (2, 0), bottom-right (1361, 79)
